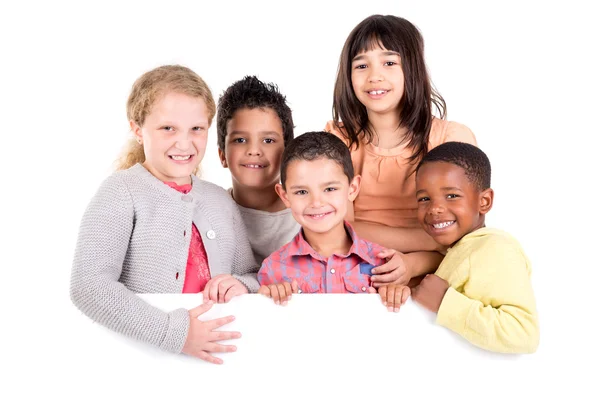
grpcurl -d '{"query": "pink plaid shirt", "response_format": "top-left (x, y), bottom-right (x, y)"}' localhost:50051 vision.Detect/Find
top-left (258, 222), bottom-right (385, 293)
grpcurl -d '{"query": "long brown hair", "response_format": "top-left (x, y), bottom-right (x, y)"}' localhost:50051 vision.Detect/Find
top-left (333, 15), bottom-right (446, 162)
top-left (115, 65), bottom-right (216, 172)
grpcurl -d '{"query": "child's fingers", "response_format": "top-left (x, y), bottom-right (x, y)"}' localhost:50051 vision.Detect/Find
top-left (291, 280), bottom-right (299, 293)
top-left (393, 287), bottom-right (406, 312)
top-left (205, 276), bottom-right (226, 302)
top-left (218, 278), bottom-right (235, 303)
top-left (207, 330), bottom-right (242, 342)
top-left (269, 285), bottom-right (282, 304)
top-left (367, 286), bottom-right (377, 294)
top-left (205, 315), bottom-right (236, 331)
top-left (401, 286), bottom-right (411, 304)
top-left (189, 301), bottom-right (214, 318)
top-left (378, 285), bottom-right (388, 306)
top-left (276, 283), bottom-right (288, 305)
top-left (371, 260), bottom-right (396, 276)
top-left (283, 282), bottom-right (294, 298)
top-left (386, 286), bottom-right (396, 311)
top-left (203, 342), bottom-right (238, 354)
top-left (258, 285), bottom-right (271, 297)
top-left (197, 350), bottom-right (224, 365)
top-left (376, 248), bottom-right (396, 259)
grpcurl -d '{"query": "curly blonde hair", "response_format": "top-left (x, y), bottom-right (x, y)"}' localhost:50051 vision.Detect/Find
top-left (115, 65), bottom-right (216, 173)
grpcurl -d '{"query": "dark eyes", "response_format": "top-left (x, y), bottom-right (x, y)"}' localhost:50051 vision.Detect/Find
top-left (354, 61), bottom-right (397, 69)
top-left (417, 194), bottom-right (459, 202)
top-left (232, 138), bottom-right (276, 144)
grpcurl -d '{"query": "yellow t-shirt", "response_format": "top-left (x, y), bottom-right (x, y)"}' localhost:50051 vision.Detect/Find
top-left (324, 118), bottom-right (477, 229)
top-left (435, 227), bottom-right (539, 354)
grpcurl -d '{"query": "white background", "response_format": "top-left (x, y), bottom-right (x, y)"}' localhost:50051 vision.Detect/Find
top-left (1, 0), bottom-right (598, 398)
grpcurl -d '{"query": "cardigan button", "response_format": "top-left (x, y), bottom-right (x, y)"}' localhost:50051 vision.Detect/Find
top-left (207, 230), bottom-right (216, 239)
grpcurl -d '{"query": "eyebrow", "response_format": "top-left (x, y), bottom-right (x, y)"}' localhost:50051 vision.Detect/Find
top-left (441, 187), bottom-right (464, 191)
top-left (352, 51), bottom-right (401, 62)
top-left (229, 130), bottom-right (282, 136)
top-left (322, 181), bottom-right (341, 186)
top-left (156, 122), bottom-right (208, 129)
top-left (289, 181), bottom-right (341, 190)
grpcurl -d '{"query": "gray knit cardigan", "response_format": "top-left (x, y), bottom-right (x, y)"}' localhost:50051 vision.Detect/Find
top-left (70, 163), bottom-right (259, 354)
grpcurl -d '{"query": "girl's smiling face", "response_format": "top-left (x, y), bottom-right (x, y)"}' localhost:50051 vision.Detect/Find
top-left (131, 92), bottom-right (210, 185)
top-left (351, 45), bottom-right (405, 118)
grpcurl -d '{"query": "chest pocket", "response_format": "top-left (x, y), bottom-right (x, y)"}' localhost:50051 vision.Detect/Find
top-left (341, 265), bottom-right (372, 293)
top-left (296, 277), bottom-right (322, 294)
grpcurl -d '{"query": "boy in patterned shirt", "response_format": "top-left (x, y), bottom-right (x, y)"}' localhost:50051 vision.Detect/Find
top-left (258, 131), bottom-right (410, 311)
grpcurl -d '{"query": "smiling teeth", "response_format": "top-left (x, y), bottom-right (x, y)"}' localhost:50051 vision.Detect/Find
top-left (309, 213), bottom-right (328, 218)
top-left (244, 164), bottom-right (264, 168)
top-left (433, 221), bottom-right (455, 229)
top-left (171, 155), bottom-right (191, 160)
top-left (369, 90), bottom-right (386, 95)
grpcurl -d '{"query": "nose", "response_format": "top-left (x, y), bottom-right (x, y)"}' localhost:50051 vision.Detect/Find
top-left (309, 192), bottom-right (324, 208)
top-left (173, 130), bottom-right (193, 151)
top-left (246, 141), bottom-right (262, 156)
top-left (368, 64), bottom-right (384, 83)
top-left (428, 200), bottom-right (445, 215)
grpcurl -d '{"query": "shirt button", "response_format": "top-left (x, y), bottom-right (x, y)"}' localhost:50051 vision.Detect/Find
top-left (298, 289), bottom-right (303, 294)
top-left (181, 194), bottom-right (193, 202)
top-left (361, 286), bottom-right (366, 292)
top-left (330, 268), bottom-right (335, 274)
top-left (207, 230), bottom-right (216, 240)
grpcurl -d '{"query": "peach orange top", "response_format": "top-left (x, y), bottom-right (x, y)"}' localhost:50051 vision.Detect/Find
top-left (324, 118), bottom-right (477, 229)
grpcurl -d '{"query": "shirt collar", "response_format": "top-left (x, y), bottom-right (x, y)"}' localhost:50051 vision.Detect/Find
top-left (288, 221), bottom-right (379, 265)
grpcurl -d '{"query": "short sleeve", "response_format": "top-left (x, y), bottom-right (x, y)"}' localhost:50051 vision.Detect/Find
top-left (444, 121), bottom-right (477, 146)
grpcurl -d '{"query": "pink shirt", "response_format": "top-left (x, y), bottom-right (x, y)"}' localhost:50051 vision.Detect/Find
top-left (258, 222), bottom-right (385, 293)
top-left (164, 181), bottom-right (211, 293)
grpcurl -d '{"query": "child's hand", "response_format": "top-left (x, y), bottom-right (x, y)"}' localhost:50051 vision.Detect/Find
top-left (257, 280), bottom-right (299, 305)
top-left (411, 274), bottom-right (449, 313)
top-left (370, 249), bottom-right (412, 288)
top-left (377, 284), bottom-right (410, 312)
top-left (203, 274), bottom-right (248, 304)
top-left (182, 301), bottom-right (241, 364)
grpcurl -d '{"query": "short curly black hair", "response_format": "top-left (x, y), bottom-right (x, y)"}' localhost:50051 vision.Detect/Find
top-left (280, 131), bottom-right (354, 189)
top-left (216, 75), bottom-right (294, 151)
top-left (416, 141), bottom-right (491, 191)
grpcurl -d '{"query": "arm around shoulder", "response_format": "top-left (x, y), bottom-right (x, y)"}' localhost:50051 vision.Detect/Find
top-left (436, 240), bottom-right (539, 354)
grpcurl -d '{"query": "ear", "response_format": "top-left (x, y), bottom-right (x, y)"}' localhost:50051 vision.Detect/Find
top-left (347, 175), bottom-right (361, 202)
top-left (275, 183), bottom-right (291, 209)
top-left (218, 148), bottom-right (228, 168)
top-left (479, 188), bottom-right (494, 215)
top-left (130, 120), bottom-right (143, 143)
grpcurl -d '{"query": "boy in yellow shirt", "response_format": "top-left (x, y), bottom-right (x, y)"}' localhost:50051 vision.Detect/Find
top-left (382, 141), bottom-right (539, 353)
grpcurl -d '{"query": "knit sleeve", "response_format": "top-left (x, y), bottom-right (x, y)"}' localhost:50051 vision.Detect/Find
top-left (436, 241), bottom-right (539, 354)
top-left (70, 174), bottom-right (190, 354)
top-left (229, 200), bottom-right (260, 293)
